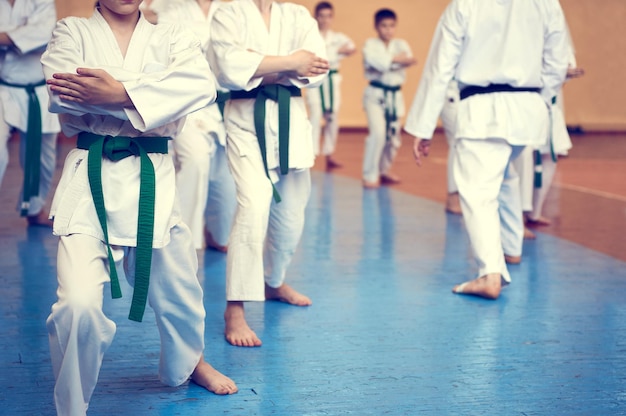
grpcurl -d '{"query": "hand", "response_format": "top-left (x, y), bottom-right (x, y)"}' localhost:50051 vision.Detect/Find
top-left (393, 52), bottom-right (417, 67)
top-left (289, 50), bottom-right (330, 78)
top-left (413, 138), bottom-right (430, 167)
top-left (566, 66), bottom-right (585, 79)
top-left (47, 68), bottom-right (132, 106)
top-left (338, 44), bottom-right (356, 56)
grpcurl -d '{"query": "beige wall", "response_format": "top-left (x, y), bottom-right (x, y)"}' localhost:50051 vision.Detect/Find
top-left (57, 0), bottom-right (626, 131)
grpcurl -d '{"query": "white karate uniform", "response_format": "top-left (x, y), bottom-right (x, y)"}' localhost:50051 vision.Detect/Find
top-left (405, 0), bottom-right (569, 282)
top-left (305, 30), bottom-right (354, 156)
top-left (440, 80), bottom-right (460, 194)
top-left (41, 10), bottom-right (215, 415)
top-left (159, 0), bottom-right (236, 249)
top-left (0, 0), bottom-right (60, 216)
top-left (362, 37), bottom-right (412, 183)
top-left (209, 0), bottom-right (326, 300)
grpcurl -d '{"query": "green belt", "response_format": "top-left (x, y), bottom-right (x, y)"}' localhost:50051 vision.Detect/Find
top-left (230, 84), bottom-right (302, 203)
top-left (369, 81), bottom-right (401, 142)
top-left (216, 91), bottom-right (231, 120)
top-left (0, 78), bottom-right (46, 216)
top-left (77, 132), bottom-right (170, 322)
top-left (320, 69), bottom-right (338, 114)
top-left (534, 96), bottom-right (558, 188)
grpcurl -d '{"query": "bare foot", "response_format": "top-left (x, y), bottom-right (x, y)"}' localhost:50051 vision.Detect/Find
top-left (204, 229), bottom-right (227, 253)
top-left (523, 227), bottom-right (536, 240)
top-left (27, 211), bottom-right (53, 228)
top-left (326, 156), bottom-right (342, 170)
top-left (527, 216), bottom-right (551, 226)
top-left (363, 180), bottom-right (380, 189)
top-left (265, 283), bottom-right (312, 306)
top-left (452, 273), bottom-right (502, 299)
top-left (224, 302), bottom-right (262, 347)
top-left (445, 192), bottom-right (462, 215)
top-left (380, 172), bottom-right (401, 185)
top-left (191, 357), bottom-right (238, 395)
top-left (504, 254), bottom-right (522, 265)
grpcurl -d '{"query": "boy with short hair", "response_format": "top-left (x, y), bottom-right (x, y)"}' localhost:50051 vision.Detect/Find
top-left (305, 1), bottom-right (355, 170)
top-left (42, 1), bottom-right (237, 413)
top-left (362, 8), bottom-right (416, 189)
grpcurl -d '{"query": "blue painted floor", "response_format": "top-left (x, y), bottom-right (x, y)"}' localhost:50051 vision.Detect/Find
top-left (2, 150), bottom-right (626, 414)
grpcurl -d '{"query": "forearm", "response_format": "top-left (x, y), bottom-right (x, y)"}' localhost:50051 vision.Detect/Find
top-left (253, 55), bottom-right (295, 78)
top-left (0, 33), bottom-right (15, 47)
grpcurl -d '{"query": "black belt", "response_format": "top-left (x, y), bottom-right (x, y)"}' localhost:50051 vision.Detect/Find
top-left (459, 84), bottom-right (540, 101)
top-left (230, 84), bottom-right (302, 202)
top-left (216, 91), bottom-right (231, 119)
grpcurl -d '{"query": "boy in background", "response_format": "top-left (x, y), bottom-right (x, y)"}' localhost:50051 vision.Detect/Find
top-left (362, 8), bottom-right (416, 189)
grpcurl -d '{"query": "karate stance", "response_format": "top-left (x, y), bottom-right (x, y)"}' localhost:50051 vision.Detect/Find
top-left (0, 0), bottom-right (59, 226)
top-left (42, 1), bottom-right (237, 414)
top-left (362, 8), bottom-right (416, 189)
top-left (305, 1), bottom-right (355, 170)
top-left (209, 0), bottom-right (328, 347)
top-left (158, 0), bottom-right (237, 252)
top-left (405, 0), bottom-right (569, 299)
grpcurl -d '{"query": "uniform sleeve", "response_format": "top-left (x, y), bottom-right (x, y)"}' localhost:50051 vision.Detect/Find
top-left (540, 1), bottom-right (569, 103)
top-left (338, 32), bottom-right (356, 52)
top-left (362, 38), bottom-right (393, 73)
top-left (404, 1), bottom-right (466, 140)
top-left (7, 0), bottom-right (56, 55)
top-left (40, 19), bottom-right (130, 120)
top-left (121, 25), bottom-right (216, 131)
top-left (209, 5), bottom-right (265, 91)
top-left (286, 5), bottom-right (328, 89)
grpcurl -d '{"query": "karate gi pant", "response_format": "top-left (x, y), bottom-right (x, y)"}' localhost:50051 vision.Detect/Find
top-left (441, 99), bottom-right (458, 194)
top-left (306, 82), bottom-right (341, 157)
top-left (513, 146), bottom-right (535, 212)
top-left (0, 122), bottom-right (57, 216)
top-left (47, 223), bottom-right (205, 416)
top-left (225, 139), bottom-right (311, 301)
top-left (362, 93), bottom-right (401, 183)
top-left (173, 120), bottom-right (214, 249)
top-left (530, 153), bottom-right (557, 220)
top-left (205, 143), bottom-right (237, 247)
top-left (453, 138), bottom-right (525, 282)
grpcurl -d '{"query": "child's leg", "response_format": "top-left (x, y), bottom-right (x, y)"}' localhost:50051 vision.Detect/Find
top-left (322, 79), bottom-right (342, 157)
top-left (379, 120), bottom-right (402, 179)
top-left (452, 138), bottom-right (517, 294)
top-left (47, 234), bottom-right (118, 416)
top-left (529, 154), bottom-right (557, 222)
top-left (512, 146), bottom-right (534, 213)
top-left (140, 223), bottom-right (233, 394)
top-left (0, 115), bottom-right (10, 188)
top-left (499, 148), bottom-right (525, 260)
top-left (264, 169), bottom-right (312, 306)
top-left (18, 131), bottom-right (57, 217)
top-left (205, 143), bottom-right (237, 249)
top-left (362, 94), bottom-right (386, 184)
top-left (173, 120), bottom-right (214, 249)
top-left (224, 136), bottom-right (273, 347)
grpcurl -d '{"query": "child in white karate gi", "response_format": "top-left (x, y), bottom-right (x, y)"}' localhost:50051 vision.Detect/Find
top-left (0, 0), bottom-right (59, 226)
top-left (158, 0), bottom-right (237, 253)
top-left (405, 0), bottom-right (569, 299)
top-left (42, 1), bottom-right (237, 414)
top-left (209, 0), bottom-right (329, 348)
top-left (305, 1), bottom-right (355, 170)
top-left (361, 8), bottom-right (416, 189)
